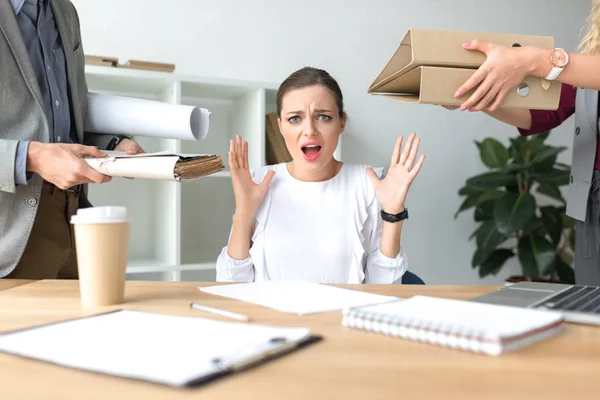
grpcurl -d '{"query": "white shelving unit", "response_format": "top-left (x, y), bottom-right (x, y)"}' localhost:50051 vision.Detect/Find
top-left (84, 65), bottom-right (341, 282)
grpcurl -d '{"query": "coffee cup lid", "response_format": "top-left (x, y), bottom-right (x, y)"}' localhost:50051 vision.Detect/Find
top-left (70, 206), bottom-right (130, 224)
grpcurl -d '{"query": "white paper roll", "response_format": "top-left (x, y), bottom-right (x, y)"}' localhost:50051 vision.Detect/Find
top-left (85, 93), bottom-right (210, 141)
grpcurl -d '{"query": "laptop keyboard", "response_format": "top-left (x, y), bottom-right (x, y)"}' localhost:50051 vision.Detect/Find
top-left (534, 286), bottom-right (600, 313)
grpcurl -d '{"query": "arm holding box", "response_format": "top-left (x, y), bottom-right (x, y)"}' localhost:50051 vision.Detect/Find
top-left (456, 40), bottom-right (593, 112)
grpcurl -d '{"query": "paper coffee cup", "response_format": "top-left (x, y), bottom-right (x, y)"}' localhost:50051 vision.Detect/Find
top-left (71, 206), bottom-right (131, 308)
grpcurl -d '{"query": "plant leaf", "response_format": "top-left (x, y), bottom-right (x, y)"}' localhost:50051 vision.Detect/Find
top-left (509, 137), bottom-right (527, 162)
top-left (517, 235), bottom-right (556, 278)
top-left (523, 216), bottom-right (546, 237)
top-left (522, 137), bottom-right (545, 161)
top-left (458, 186), bottom-right (485, 196)
top-left (476, 220), bottom-right (507, 250)
top-left (455, 191), bottom-right (505, 218)
top-left (471, 221), bottom-right (507, 267)
top-left (535, 175), bottom-right (565, 203)
top-left (544, 168), bottom-right (571, 187)
top-left (532, 155), bottom-right (556, 174)
top-left (531, 146), bottom-right (567, 164)
top-left (561, 213), bottom-right (576, 229)
top-left (476, 138), bottom-right (509, 169)
top-left (474, 200), bottom-right (495, 222)
top-left (466, 172), bottom-right (516, 190)
top-left (501, 162), bottom-right (528, 174)
top-left (537, 131), bottom-right (550, 141)
top-left (478, 249), bottom-right (514, 278)
top-left (555, 257), bottom-right (575, 284)
top-left (540, 206), bottom-right (563, 246)
top-left (493, 192), bottom-right (536, 234)
top-left (472, 247), bottom-right (487, 268)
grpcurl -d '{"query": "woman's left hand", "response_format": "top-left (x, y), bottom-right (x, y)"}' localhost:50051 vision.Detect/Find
top-left (114, 138), bottom-right (145, 155)
top-left (367, 132), bottom-right (425, 215)
top-left (455, 40), bottom-right (533, 112)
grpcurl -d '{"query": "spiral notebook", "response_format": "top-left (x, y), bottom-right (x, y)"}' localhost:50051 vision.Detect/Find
top-left (342, 296), bottom-right (564, 355)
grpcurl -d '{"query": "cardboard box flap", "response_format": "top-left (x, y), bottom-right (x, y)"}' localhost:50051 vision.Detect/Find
top-left (373, 66), bottom-right (561, 110)
top-left (369, 28), bottom-right (555, 93)
top-left (369, 30), bottom-right (413, 92)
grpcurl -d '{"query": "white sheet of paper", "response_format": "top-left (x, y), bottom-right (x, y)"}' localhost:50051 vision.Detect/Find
top-left (200, 281), bottom-right (398, 315)
top-left (85, 154), bottom-right (179, 180)
top-left (85, 92), bottom-right (210, 141)
top-left (83, 151), bottom-right (218, 181)
top-left (0, 310), bottom-right (311, 387)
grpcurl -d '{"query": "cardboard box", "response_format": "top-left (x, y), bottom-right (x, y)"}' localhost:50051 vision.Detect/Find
top-left (369, 29), bottom-right (561, 110)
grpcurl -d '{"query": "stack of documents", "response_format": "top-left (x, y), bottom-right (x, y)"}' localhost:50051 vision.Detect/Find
top-left (85, 151), bottom-right (224, 181)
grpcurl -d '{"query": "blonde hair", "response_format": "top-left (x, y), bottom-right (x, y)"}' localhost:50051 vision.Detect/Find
top-left (580, 0), bottom-right (600, 54)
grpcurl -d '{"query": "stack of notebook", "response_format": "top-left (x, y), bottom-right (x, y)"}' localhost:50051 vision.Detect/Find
top-left (342, 295), bottom-right (565, 355)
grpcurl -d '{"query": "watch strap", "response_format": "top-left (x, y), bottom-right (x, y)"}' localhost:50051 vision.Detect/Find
top-left (545, 66), bottom-right (563, 81)
top-left (381, 208), bottom-right (409, 223)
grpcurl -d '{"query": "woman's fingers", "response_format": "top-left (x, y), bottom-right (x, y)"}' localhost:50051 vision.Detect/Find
top-left (409, 154), bottom-right (426, 178)
top-left (235, 135), bottom-right (244, 168)
top-left (390, 136), bottom-right (403, 165)
top-left (405, 137), bottom-right (421, 171)
top-left (228, 148), bottom-right (238, 169)
top-left (471, 83), bottom-right (500, 112)
top-left (399, 132), bottom-right (416, 165)
top-left (460, 76), bottom-right (493, 111)
top-left (486, 87), bottom-right (509, 112)
top-left (243, 139), bottom-right (249, 169)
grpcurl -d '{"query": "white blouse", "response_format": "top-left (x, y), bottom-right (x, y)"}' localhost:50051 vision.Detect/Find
top-left (216, 163), bottom-right (408, 284)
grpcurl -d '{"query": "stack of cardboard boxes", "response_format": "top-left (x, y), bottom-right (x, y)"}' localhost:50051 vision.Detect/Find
top-left (369, 29), bottom-right (561, 110)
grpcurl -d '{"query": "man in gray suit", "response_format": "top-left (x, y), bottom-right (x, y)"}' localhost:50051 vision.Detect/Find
top-left (0, 0), bottom-right (143, 279)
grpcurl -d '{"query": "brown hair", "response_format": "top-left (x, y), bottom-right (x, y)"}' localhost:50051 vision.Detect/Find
top-left (276, 67), bottom-right (345, 118)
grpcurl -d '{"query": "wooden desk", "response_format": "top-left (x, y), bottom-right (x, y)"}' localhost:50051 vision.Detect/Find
top-left (0, 279), bottom-right (34, 292)
top-left (0, 281), bottom-right (597, 399)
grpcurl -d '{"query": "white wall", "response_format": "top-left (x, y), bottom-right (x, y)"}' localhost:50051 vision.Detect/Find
top-left (72, 0), bottom-right (591, 284)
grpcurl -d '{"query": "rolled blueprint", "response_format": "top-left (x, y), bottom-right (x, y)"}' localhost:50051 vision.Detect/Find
top-left (85, 93), bottom-right (210, 141)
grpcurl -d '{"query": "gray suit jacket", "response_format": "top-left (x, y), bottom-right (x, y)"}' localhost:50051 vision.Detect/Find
top-left (568, 88), bottom-right (599, 222)
top-left (0, 0), bottom-right (112, 277)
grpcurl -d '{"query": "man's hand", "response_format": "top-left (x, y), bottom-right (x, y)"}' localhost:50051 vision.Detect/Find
top-left (26, 142), bottom-right (112, 190)
top-left (114, 138), bottom-right (145, 154)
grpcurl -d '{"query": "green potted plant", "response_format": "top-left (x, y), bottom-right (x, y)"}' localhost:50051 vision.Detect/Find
top-left (455, 131), bottom-right (576, 284)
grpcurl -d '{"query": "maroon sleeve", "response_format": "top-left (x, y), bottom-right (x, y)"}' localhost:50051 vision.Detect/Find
top-left (517, 83), bottom-right (576, 136)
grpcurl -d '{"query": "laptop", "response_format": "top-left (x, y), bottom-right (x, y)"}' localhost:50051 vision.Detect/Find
top-left (470, 282), bottom-right (600, 325)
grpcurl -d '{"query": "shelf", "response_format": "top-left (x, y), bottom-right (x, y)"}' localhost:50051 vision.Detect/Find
top-left (85, 65), bottom-right (278, 100)
top-left (126, 259), bottom-right (216, 274)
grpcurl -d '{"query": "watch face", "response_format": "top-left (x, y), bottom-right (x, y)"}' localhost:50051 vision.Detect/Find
top-left (549, 49), bottom-right (568, 68)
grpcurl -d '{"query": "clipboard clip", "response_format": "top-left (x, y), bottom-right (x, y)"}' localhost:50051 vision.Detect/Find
top-left (211, 337), bottom-right (297, 372)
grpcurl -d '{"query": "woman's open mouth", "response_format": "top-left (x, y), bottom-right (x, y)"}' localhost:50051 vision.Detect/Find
top-left (301, 144), bottom-right (322, 161)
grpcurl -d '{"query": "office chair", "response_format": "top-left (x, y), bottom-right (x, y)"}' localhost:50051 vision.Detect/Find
top-left (399, 271), bottom-right (425, 285)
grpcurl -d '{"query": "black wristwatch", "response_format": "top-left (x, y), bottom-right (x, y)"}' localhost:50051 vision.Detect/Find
top-left (381, 207), bottom-right (409, 223)
top-left (106, 135), bottom-right (130, 151)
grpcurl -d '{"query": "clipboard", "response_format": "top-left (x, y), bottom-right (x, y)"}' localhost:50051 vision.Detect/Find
top-left (0, 310), bottom-right (322, 388)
